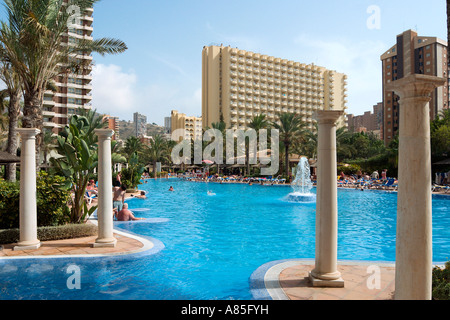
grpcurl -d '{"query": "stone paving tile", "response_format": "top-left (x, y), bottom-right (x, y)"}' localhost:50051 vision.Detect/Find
top-left (279, 264), bottom-right (396, 300)
top-left (0, 232), bottom-right (144, 257)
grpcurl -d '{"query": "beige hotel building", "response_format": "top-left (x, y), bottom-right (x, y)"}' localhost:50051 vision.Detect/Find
top-left (202, 45), bottom-right (348, 131)
top-left (171, 110), bottom-right (203, 141)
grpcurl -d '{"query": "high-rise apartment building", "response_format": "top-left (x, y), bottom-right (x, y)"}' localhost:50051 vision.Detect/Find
top-left (381, 29), bottom-right (449, 145)
top-left (164, 117), bottom-right (172, 134)
top-left (104, 115), bottom-right (120, 140)
top-left (202, 45), bottom-right (348, 131)
top-left (43, 5), bottom-right (94, 133)
top-left (347, 102), bottom-right (383, 138)
top-left (171, 110), bottom-right (203, 141)
top-left (133, 112), bottom-right (147, 137)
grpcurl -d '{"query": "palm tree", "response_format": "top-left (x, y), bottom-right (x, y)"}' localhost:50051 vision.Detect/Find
top-left (123, 136), bottom-right (145, 160)
top-left (210, 121), bottom-right (227, 174)
top-left (247, 114), bottom-right (270, 175)
top-left (41, 130), bottom-right (56, 167)
top-left (145, 134), bottom-right (169, 179)
top-left (272, 113), bottom-right (307, 177)
top-left (336, 127), bottom-right (355, 162)
top-left (295, 122), bottom-right (318, 160)
top-left (0, 61), bottom-right (22, 181)
top-left (0, 98), bottom-right (8, 149)
top-left (0, 0), bottom-right (127, 165)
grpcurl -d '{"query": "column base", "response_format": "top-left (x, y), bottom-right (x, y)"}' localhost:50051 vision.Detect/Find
top-left (92, 238), bottom-right (117, 248)
top-left (309, 271), bottom-right (345, 288)
top-left (14, 241), bottom-right (41, 251)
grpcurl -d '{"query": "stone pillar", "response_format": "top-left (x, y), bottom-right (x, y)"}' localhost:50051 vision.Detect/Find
top-left (93, 129), bottom-right (117, 248)
top-left (14, 129), bottom-right (41, 251)
top-left (387, 74), bottom-right (445, 300)
top-left (309, 110), bottom-right (344, 287)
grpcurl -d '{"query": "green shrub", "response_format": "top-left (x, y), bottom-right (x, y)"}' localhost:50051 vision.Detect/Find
top-left (0, 172), bottom-right (71, 229)
top-left (0, 179), bottom-right (20, 229)
top-left (0, 223), bottom-right (98, 244)
top-left (337, 164), bottom-right (361, 176)
top-left (36, 172), bottom-right (71, 227)
top-left (432, 261), bottom-right (450, 300)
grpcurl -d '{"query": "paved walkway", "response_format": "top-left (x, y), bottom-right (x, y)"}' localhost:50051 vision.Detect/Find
top-left (278, 263), bottom-right (396, 300)
top-left (0, 231), bottom-right (145, 258)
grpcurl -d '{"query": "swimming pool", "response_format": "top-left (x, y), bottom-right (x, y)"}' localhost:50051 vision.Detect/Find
top-left (0, 178), bottom-right (449, 300)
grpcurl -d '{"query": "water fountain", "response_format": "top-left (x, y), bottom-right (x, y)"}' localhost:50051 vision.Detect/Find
top-left (285, 157), bottom-right (316, 203)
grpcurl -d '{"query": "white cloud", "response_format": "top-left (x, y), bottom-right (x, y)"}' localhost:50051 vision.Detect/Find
top-left (293, 34), bottom-right (387, 115)
top-left (91, 64), bottom-right (138, 120)
top-left (92, 63), bottom-right (201, 125)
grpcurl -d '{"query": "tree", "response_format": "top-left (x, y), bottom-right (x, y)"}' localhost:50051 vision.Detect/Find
top-left (247, 114), bottom-right (270, 175)
top-left (144, 134), bottom-right (170, 179)
top-left (123, 136), bottom-right (145, 160)
top-left (50, 111), bottom-right (103, 223)
top-left (0, 61), bottom-right (22, 181)
top-left (272, 113), bottom-right (307, 177)
top-left (431, 109), bottom-right (450, 158)
top-left (295, 122), bottom-right (318, 160)
top-left (336, 127), bottom-right (355, 162)
top-left (0, 0), bottom-right (127, 165)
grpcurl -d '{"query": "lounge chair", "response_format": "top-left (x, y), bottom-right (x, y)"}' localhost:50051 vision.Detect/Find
top-left (381, 178), bottom-right (396, 190)
top-left (85, 191), bottom-right (97, 205)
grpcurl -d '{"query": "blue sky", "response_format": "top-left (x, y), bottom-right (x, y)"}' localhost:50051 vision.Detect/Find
top-left (1, 0), bottom-right (448, 125)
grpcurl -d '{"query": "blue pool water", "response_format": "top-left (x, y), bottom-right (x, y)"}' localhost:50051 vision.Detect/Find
top-left (0, 178), bottom-right (449, 300)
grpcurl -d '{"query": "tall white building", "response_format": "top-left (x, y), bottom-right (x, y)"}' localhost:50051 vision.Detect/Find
top-left (43, 5), bottom-right (94, 133)
top-left (133, 112), bottom-right (147, 137)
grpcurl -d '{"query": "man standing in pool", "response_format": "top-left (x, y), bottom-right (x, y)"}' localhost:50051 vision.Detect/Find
top-left (117, 203), bottom-right (144, 221)
top-left (113, 184), bottom-right (127, 212)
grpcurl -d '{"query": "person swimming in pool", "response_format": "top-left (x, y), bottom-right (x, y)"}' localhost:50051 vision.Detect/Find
top-left (169, 186), bottom-right (174, 192)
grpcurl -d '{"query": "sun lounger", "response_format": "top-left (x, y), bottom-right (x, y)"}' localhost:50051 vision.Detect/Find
top-left (85, 191), bottom-right (97, 205)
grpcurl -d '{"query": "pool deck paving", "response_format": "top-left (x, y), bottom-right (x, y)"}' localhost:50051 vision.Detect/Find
top-left (0, 232), bottom-right (145, 258)
top-left (277, 263), bottom-right (396, 300)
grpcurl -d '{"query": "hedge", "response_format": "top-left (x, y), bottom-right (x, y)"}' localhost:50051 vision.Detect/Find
top-left (0, 223), bottom-right (98, 245)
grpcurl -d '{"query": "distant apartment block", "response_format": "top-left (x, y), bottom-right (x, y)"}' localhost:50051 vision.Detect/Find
top-left (133, 112), bottom-right (147, 137)
top-left (347, 102), bottom-right (383, 139)
top-left (381, 29), bottom-right (449, 145)
top-left (104, 115), bottom-right (120, 140)
top-left (164, 117), bottom-right (172, 134)
top-left (43, 5), bottom-right (94, 133)
top-left (202, 45), bottom-right (348, 131)
top-left (171, 110), bottom-right (203, 141)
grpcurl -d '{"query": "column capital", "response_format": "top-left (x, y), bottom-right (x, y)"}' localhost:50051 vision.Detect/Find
top-left (94, 129), bottom-right (115, 139)
top-left (386, 74), bottom-right (446, 100)
top-left (17, 128), bottom-right (41, 138)
top-left (314, 110), bottom-right (344, 125)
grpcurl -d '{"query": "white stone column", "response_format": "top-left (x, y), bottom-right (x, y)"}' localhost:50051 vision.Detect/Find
top-left (387, 74), bottom-right (445, 300)
top-left (309, 110), bottom-right (344, 287)
top-left (93, 129), bottom-right (117, 248)
top-left (14, 129), bottom-right (41, 251)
